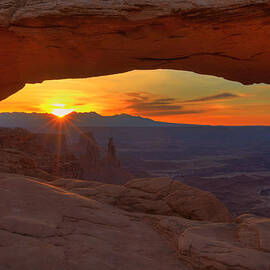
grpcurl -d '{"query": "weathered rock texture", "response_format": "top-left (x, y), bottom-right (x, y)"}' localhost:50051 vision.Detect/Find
top-left (0, 173), bottom-right (270, 270)
top-left (155, 214), bottom-right (270, 270)
top-left (0, 173), bottom-right (191, 270)
top-left (1, 0), bottom-right (270, 100)
top-left (52, 177), bottom-right (234, 223)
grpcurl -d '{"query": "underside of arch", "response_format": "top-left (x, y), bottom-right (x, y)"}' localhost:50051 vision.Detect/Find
top-left (1, 0), bottom-right (270, 100)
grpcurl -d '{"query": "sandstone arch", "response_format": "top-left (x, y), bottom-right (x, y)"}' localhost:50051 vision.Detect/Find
top-left (1, 0), bottom-right (270, 100)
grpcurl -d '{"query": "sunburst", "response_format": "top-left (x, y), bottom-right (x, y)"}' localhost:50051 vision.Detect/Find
top-left (51, 108), bottom-right (74, 118)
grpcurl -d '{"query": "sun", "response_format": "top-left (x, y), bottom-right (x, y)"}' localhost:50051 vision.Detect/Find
top-left (51, 108), bottom-right (74, 118)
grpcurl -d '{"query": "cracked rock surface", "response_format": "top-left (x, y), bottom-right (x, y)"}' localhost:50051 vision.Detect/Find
top-left (1, 0), bottom-right (270, 100)
top-left (1, 173), bottom-right (270, 269)
top-left (51, 177), bottom-right (234, 223)
top-left (0, 173), bottom-right (190, 270)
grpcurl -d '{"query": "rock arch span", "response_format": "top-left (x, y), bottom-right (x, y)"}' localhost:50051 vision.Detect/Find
top-left (1, 0), bottom-right (270, 100)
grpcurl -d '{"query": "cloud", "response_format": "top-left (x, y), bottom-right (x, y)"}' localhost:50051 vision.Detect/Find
top-left (10, 105), bottom-right (42, 112)
top-left (142, 110), bottom-right (204, 116)
top-left (183, 92), bottom-right (240, 103)
top-left (128, 102), bottom-right (182, 112)
top-left (126, 92), bottom-right (147, 98)
top-left (126, 96), bottom-right (181, 112)
top-left (125, 92), bottom-right (204, 116)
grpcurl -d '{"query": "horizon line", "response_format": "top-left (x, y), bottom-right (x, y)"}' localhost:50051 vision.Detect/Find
top-left (0, 111), bottom-right (270, 127)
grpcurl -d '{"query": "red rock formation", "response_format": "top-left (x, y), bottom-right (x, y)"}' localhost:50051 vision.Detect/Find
top-left (106, 137), bottom-right (120, 167)
top-left (0, 128), bottom-right (131, 183)
top-left (77, 132), bottom-right (132, 184)
top-left (1, 1), bottom-right (270, 100)
top-left (78, 132), bottom-right (100, 166)
top-left (0, 148), bottom-right (57, 181)
top-left (0, 128), bottom-right (30, 148)
top-left (18, 133), bottom-right (80, 178)
top-left (0, 128), bottom-right (80, 179)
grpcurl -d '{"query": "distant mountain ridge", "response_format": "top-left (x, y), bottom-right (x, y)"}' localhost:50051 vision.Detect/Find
top-left (0, 112), bottom-right (196, 129)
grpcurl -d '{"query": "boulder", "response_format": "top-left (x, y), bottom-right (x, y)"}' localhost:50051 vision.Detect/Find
top-left (52, 177), bottom-right (234, 222)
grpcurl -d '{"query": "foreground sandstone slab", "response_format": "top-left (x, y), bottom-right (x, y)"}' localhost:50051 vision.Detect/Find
top-left (1, 0), bottom-right (270, 100)
top-left (1, 173), bottom-right (270, 269)
top-left (0, 173), bottom-right (190, 270)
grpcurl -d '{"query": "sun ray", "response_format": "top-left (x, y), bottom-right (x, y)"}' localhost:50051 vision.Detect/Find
top-left (56, 119), bottom-right (63, 176)
top-left (66, 119), bottom-right (101, 149)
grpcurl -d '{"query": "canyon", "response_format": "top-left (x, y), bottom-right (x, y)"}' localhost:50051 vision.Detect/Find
top-left (0, 127), bottom-right (131, 183)
top-left (0, 126), bottom-right (270, 269)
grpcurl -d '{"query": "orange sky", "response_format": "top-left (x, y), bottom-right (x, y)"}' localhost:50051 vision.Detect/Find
top-left (1, 69), bottom-right (270, 125)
